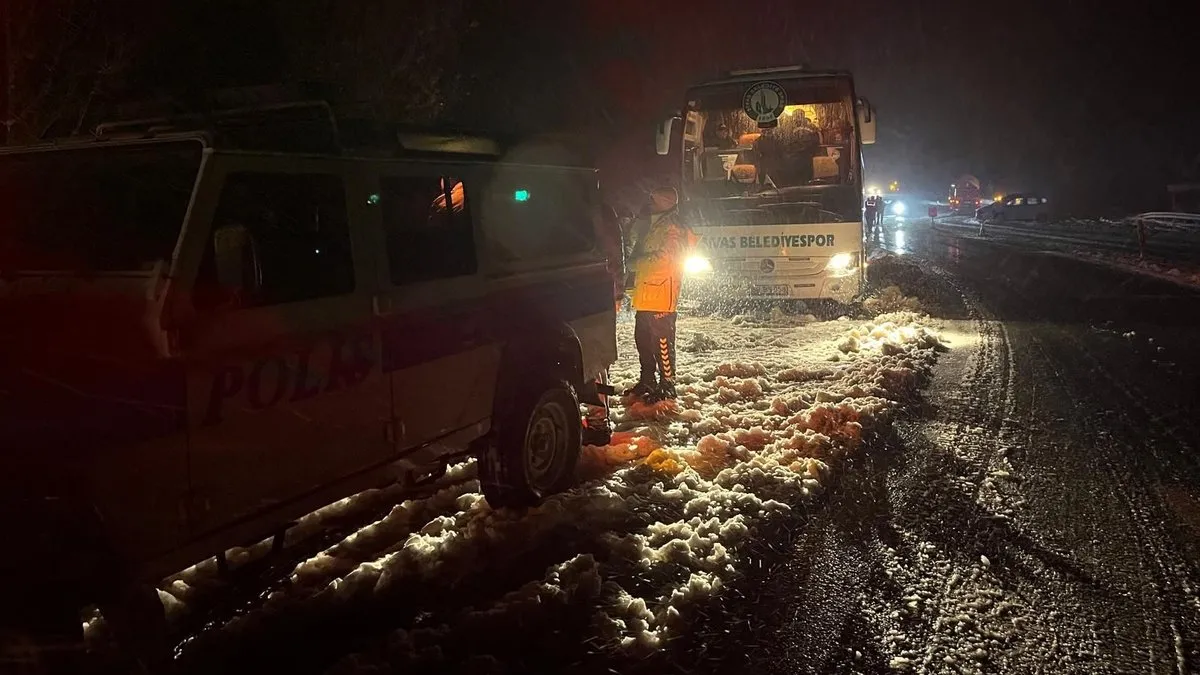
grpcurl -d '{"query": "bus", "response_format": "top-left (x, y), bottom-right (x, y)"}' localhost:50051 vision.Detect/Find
top-left (655, 66), bottom-right (876, 303)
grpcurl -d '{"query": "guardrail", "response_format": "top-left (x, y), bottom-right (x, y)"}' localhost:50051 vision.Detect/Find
top-left (1128, 212), bottom-right (1200, 257)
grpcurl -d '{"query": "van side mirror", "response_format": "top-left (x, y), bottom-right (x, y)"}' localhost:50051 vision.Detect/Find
top-left (212, 224), bottom-right (262, 306)
top-left (655, 116), bottom-right (679, 156)
top-left (856, 98), bottom-right (877, 145)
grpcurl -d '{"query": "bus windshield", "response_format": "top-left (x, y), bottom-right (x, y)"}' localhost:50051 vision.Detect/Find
top-left (681, 76), bottom-right (860, 226)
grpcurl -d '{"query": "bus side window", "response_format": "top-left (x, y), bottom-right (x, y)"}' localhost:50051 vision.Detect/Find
top-left (380, 175), bottom-right (477, 285)
top-left (195, 172), bottom-right (354, 310)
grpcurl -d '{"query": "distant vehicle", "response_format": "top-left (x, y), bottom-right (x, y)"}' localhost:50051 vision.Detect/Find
top-left (948, 174), bottom-right (981, 215)
top-left (976, 193), bottom-right (1051, 222)
top-left (0, 100), bottom-right (617, 669)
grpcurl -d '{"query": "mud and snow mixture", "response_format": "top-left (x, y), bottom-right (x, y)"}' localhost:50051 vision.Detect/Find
top-left (109, 303), bottom-right (947, 672)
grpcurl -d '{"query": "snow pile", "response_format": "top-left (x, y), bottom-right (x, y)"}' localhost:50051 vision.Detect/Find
top-left (150, 462), bottom-right (480, 623)
top-left (864, 285), bottom-right (923, 314)
top-left (170, 310), bottom-right (946, 672)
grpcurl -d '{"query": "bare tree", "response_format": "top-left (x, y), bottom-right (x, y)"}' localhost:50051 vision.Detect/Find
top-left (1, 0), bottom-right (139, 144)
top-left (275, 0), bottom-right (473, 124)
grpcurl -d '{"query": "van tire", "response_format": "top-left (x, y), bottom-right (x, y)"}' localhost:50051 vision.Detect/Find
top-left (478, 379), bottom-right (582, 509)
top-left (97, 583), bottom-right (173, 674)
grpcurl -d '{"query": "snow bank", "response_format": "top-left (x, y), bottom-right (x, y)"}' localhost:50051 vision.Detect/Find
top-left (168, 309), bottom-right (946, 671)
top-left (864, 285), bottom-right (924, 314)
top-left (1068, 250), bottom-right (1200, 289)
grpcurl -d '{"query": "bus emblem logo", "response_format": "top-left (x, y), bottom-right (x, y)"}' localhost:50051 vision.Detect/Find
top-left (743, 81), bottom-right (787, 128)
top-left (760, 258), bottom-right (776, 273)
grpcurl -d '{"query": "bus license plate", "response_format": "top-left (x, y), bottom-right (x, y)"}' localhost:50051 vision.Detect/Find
top-left (750, 284), bottom-right (789, 297)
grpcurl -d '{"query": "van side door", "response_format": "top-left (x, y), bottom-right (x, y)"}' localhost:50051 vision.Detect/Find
top-left (368, 167), bottom-right (500, 460)
top-left (179, 157), bottom-right (392, 539)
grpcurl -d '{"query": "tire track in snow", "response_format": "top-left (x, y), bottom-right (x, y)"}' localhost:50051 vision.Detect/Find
top-left (1027, 323), bottom-right (1199, 672)
top-left (869, 310), bottom-right (1036, 672)
top-left (861, 268), bottom-right (1123, 672)
top-left (908, 252), bottom-right (1197, 672)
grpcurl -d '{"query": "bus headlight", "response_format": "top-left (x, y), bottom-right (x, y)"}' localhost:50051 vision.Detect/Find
top-left (684, 254), bottom-right (713, 275)
top-left (826, 252), bottom-right (854, 272)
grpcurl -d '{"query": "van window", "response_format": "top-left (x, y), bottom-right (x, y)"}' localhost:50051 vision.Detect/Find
top-left (0, 141), bottom-right (202, 272)
top-left (480, 168), bottom-right (595, 261)
top-left (380, 175), bottom-right (476, 285)
top-left (199, 172), bottom-right (354, 309)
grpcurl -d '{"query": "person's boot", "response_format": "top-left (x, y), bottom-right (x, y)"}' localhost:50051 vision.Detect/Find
top-left (653, 379), bottom-right (677, 402)
top-left (623, 378), bottom-right (656, 399)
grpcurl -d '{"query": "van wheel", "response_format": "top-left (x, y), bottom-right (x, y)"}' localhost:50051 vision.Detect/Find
top-left (97, 584), bottom-right (173, 674)
top-left (479, 379), bottom-right (582, 509)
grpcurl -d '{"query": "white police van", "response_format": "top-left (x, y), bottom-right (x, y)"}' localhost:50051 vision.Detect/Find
top-left (0, 97), bottom-right (616, 672)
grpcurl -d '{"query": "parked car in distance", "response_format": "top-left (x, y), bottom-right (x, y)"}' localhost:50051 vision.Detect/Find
top-left (976, 193), bottom-right (1051, 223)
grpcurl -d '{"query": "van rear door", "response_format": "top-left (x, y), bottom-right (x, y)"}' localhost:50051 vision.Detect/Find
top-left (0, 140), bottom-right (202, 563)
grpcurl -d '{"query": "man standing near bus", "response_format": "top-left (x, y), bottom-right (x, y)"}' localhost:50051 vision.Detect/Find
top-left (624, 186), bottom-right (697, 402)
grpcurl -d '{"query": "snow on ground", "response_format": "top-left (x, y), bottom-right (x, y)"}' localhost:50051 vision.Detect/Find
top-left (1065, 249), bottom-right (1200, 289)
top-left (148, 299), bottom-right (947, 672)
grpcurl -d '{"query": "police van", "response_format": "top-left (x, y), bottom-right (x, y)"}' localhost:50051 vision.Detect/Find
top-left (0, 99), bottom-right (616, 670)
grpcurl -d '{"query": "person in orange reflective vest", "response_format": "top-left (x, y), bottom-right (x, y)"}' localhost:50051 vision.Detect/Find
top-left (624, 186), bottom-right (698, 402)
top-left (430, 178), bottom-right (465, 216)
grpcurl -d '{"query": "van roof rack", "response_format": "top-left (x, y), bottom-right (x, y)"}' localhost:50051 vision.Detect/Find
top-left (86, 87), bottom-right (591, 165)
top-left (94, 100), bottom-right (341, 153)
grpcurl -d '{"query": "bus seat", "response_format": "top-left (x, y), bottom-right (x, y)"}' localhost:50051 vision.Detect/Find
top-left (704, 152), bottom-right (728, 180)
top-left (737, 132), bottom-right (761, 147)
top-left (731, 164), bottom-right (757, 183)
top-left (813, 156), bottom-right (839, 180)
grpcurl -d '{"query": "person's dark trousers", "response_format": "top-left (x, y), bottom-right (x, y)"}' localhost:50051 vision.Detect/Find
top-left (634, 310), bottom-right (678, 383)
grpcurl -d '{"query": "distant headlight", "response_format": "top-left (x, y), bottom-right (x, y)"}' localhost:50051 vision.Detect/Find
top-left (826, 252), bottom-right (854, 271)
top-left (684, 254), bottom-right (713, 275)
top-left (892, 200), bottom-right (906, 215)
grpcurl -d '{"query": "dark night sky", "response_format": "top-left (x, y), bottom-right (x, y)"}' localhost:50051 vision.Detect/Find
top-left (144, 0), bottom-right (1200, 214)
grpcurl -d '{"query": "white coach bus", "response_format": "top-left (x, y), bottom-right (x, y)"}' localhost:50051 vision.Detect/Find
top-left (655, 66), bottom-right (877, 303)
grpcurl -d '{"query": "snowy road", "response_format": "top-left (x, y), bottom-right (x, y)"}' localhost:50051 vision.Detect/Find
top-left (136, 267), bottom-right (947, 674)
top-left (675, 222), bottom-right (1200, 673)
top-left (114, 219), bottom-right (1200, 674)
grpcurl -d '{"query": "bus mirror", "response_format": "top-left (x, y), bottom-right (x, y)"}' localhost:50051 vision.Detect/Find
top-left (655, 117), bottom-right (677, 156)
top-left (857, 99), bottom-right (877, 145)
